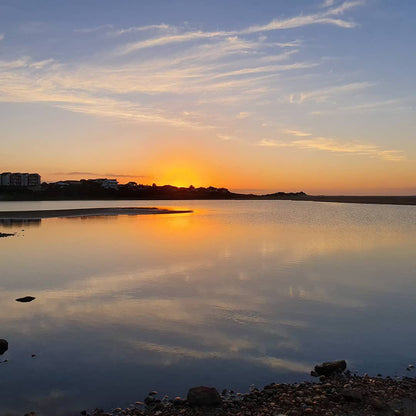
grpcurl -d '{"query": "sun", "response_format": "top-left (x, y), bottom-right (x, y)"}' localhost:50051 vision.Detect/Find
top-left (158, 163), bottom-right (203, 188)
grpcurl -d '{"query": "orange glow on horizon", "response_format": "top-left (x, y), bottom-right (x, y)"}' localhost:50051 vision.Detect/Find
top-left (152, 157), bottom-right (215, 188)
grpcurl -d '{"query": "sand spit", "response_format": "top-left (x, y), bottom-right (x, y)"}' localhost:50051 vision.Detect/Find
top-left (0, 207), bottom-right (192, 219)
top-left (302, 195), bottom-right (416, 206)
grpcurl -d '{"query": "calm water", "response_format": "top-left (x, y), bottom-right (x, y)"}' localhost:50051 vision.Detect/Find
top-left (0, 200), bottom-right (415, 415)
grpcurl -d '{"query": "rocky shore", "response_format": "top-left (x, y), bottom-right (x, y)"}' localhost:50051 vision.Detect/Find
top-left (81, 362), bottom-right (416, 416)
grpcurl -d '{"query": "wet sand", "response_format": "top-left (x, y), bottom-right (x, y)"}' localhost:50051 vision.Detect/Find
top-left (0, 207), bottom-right (192, 219)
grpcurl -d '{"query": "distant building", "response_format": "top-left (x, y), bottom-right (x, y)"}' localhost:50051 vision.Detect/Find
top-left (89, 178), bottom-right (119, 190)
top-left (28, 173), bottom-right (41, 186)
top-left (21, 173), bottom-right (28, 186)
top-left (1, 172), bottom-right (11, 186)
top-left (10, 173), bottom-right (22, 186)
top-left (1, 172), bottom-right (41, 187)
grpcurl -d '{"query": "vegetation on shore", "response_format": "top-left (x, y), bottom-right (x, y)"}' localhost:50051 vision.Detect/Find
top-left (0, 181), bottom-right (306, 201)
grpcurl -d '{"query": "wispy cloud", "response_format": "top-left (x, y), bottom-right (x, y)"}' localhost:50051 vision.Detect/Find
top-left (321, 0), bottom-right (336, 7)
top-left (54, 171), bottom-right (150, 178)
top-left (217, 134), bottom-right (235, 141)
top-left (309, 98), bottom-right (414, 115)
top-left (117, 1), bottom-right (363, 55)
top-left (275, 40), bottom-right (303, 48)
top-left (117, 30), bottom-right (230, 55)
top-left (289, 81), bottom-right (373, 103)
top-left (110, 24), bottom-right (172, 36)
top-left (0, 28), bottom-right (314, 129)
top-left (284, 129), bottom-right (312, 137)
top-left (74, 24), bottom-right (114, 33)
top-left (237, 112), bottom-right (251, 119)
top-left (0, 34), bottom-right (4, 41)
top-left (0, 0), bottom-right (376, 144)
top-left (0, 66), bottom-right (213, 129)
top-left (258, 136), bottom-right (405, 161)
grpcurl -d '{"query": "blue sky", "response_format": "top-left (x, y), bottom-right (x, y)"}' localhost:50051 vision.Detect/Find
top-left (0, 0), bottom-right (415, 193)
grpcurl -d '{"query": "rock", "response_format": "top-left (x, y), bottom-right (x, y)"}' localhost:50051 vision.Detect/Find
top-left (173, 397), bottom-right (186, 407)
top-left (16, 296), bottom-right (36, 303)
top-left (144, 396), bottom-right (155, 406)
top-left (187, 386), bottom-right (222, 407)
top-left (370, 398), bottom-right (386, 410)
top-left (341, 389), bottom-right (363, 402)
top-left (0, 339), bottom-right (8, 355)
top-left (313, 360), bottom-right (347, 376)
top-left (0, 232), bottom-right (14, 238)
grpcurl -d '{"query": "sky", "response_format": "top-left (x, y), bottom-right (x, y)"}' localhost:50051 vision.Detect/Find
top-left (0, 0), bottom-right (415, 195)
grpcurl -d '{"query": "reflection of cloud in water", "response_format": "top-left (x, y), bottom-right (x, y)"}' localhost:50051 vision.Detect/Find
top-left (0, 201), bottom-right (415, 414)
top-left (124, 340), bottom-right (310, 373)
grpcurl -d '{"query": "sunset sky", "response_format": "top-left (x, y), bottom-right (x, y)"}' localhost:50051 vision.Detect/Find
top-left (0, 0), bottom-right (415, 194)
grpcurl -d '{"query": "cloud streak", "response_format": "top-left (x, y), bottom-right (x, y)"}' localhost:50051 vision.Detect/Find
top-left (117, 1), bottom-right (363, 55)
top-left (258, 136), bottom-right (405, 162)
top-left (289, 82), bottom-right (373, 103)
top-left (54, 172), bottom-right (150, 178)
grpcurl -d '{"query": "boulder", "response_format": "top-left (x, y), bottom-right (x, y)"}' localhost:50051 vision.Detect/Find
top-left (312, 360), bottom-right (346, 377)
top-left (0, 339), bottom-right (8, 355)
top-left (187, 386), bottom-right (222, 407)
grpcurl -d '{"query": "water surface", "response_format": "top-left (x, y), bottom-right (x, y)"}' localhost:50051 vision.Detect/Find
top-left (0, 200), bottom-right (415, 415)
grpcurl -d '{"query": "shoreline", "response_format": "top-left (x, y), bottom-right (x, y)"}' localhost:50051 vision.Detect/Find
top-left (86, 372), bottom-right (416, 416)
top-left (283, 195), bottom-right (416, 206)
top-left (0, 207), bottom-right (192, 219)
top-left (0, 195), bottom-right (415, 206)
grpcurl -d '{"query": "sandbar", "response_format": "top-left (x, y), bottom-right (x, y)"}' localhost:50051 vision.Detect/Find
top-left (0, 207), bottom-right (192, 219)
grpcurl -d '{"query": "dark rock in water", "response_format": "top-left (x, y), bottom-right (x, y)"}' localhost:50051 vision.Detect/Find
top-left (187, 386), bottom-right (222, 407)
top-left (16, 296), bottom-right (36, 303)
top-left (0, 339), bottom-right (8, 355)
top-left (312, 360), bottom-right (347, 376)
top-left (0, 232), bottom-right (15, 238)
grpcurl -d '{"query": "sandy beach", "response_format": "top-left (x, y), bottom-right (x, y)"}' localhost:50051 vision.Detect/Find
top-left (0, 207), bottom-right (192, 219)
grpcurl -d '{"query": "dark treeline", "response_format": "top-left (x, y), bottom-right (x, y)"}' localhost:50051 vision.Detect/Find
top-left (0, 180), bottom-right (307, 201)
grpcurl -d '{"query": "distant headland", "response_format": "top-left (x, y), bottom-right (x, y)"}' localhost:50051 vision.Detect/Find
top-left (0, 176), bottom-right (415, 206)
